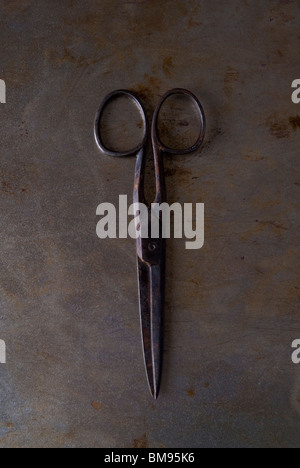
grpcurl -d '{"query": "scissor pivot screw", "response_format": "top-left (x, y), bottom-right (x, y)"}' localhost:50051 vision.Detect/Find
top-left (148, 242), bottom-right (157, 252)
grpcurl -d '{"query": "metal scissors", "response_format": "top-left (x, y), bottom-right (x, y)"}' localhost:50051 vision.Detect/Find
top-left (94, 88), bottom-right (205, 398)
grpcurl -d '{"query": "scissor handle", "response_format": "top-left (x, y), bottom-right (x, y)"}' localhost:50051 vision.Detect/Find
top-left (151, 88), bottom-right (206, 155)
top-left (94, 90), bottom-right (148, 157)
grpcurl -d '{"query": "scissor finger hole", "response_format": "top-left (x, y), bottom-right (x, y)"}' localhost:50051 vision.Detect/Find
top-left (95, 92), bottom-right (146, 155)
top-left (156, 91), bottom-right (205, 153)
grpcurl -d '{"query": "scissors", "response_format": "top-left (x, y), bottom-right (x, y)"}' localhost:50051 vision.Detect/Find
top-left (94, 88), bottom-right (205, 398)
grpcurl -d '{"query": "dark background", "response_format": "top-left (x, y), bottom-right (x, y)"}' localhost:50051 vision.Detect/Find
top-left (0, 0), bottom-right (299, 448)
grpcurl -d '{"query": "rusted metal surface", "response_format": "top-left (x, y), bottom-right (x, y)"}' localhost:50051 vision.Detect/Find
top-left (0, 0), bottom-right (300, 448)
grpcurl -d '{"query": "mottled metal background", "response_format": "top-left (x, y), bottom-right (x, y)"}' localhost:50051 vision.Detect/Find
top-left (0, 0), bottom-right (300, 448)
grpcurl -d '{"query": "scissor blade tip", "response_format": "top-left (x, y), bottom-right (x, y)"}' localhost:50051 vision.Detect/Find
top-left (152, 387), bottom-right (159, 399)
top-left (148, 385), bottom-right (158, 399)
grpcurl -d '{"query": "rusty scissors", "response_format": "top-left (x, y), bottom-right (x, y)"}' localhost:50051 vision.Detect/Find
top-left (94, 89), bottom-right (205, 398)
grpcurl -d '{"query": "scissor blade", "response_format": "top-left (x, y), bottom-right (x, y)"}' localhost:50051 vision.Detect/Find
top-left (149, 264), bottom-right (164, 399)
top-left (137, 257), bottom-right (155, 397)
top-left (137, 257), bottom-right (164, 399)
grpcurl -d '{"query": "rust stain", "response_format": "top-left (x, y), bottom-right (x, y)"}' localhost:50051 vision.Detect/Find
top-left (145, 75), bottom-right (162, 91)
top-left (1, 179), bottom-right (27, 196)
top-left (189, 278), bottom-right (201, 287)
top-left (266, 115), bottom-right (290, 139)
top-left (1, 181), bottom-right (20, 196)
top-left (2, 0), bottom-right (31, 13)
top-left (256, 356), bottom-right (265, 361)
top-left (224, 68), bottom-right (240, 83)
top-left (188, 18), bottom-right (202, 28)
top-left (269, 124), bottom-right (289, 139)
top-left (59, 48), bottom-right (86, 68)
top-left (243, 150), bottom-right (265, 162)
top-left (204, 382), bottom-right (210, 388)
top-left (91, 401), bottom-right (102, 411)
top-left (187, 388), bottom-right (195, 397)
top-left (267, 221), bottom-right (289, 231)
top-left (133, 433), bottom-right (148, 448)
top-left (162, 56), bottom-right (174, 77)
top-left (0, 159), bottom-right (38, 197)
top-left (250, 195), bottom-right (280, 210)
top-left (289, 115), bottom-right (300, 131)
top-left (44, 47), bottom-right (101, 69)
top-left (3, 62), bottom-right (32, 88)
top-left (6, 422), bottom-right (14, 428)
top-left (133, 74), bottom-right (162, 103)
top-left (188, 4), bottom-right (202, 28)
top-left (134, 84), bottom-right (153, 102)
top-left (164, 166), bottom-right (191, 178)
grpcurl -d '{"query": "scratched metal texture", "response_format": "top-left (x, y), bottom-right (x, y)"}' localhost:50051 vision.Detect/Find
top-left (0, 0), bottom-right (299, 448)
